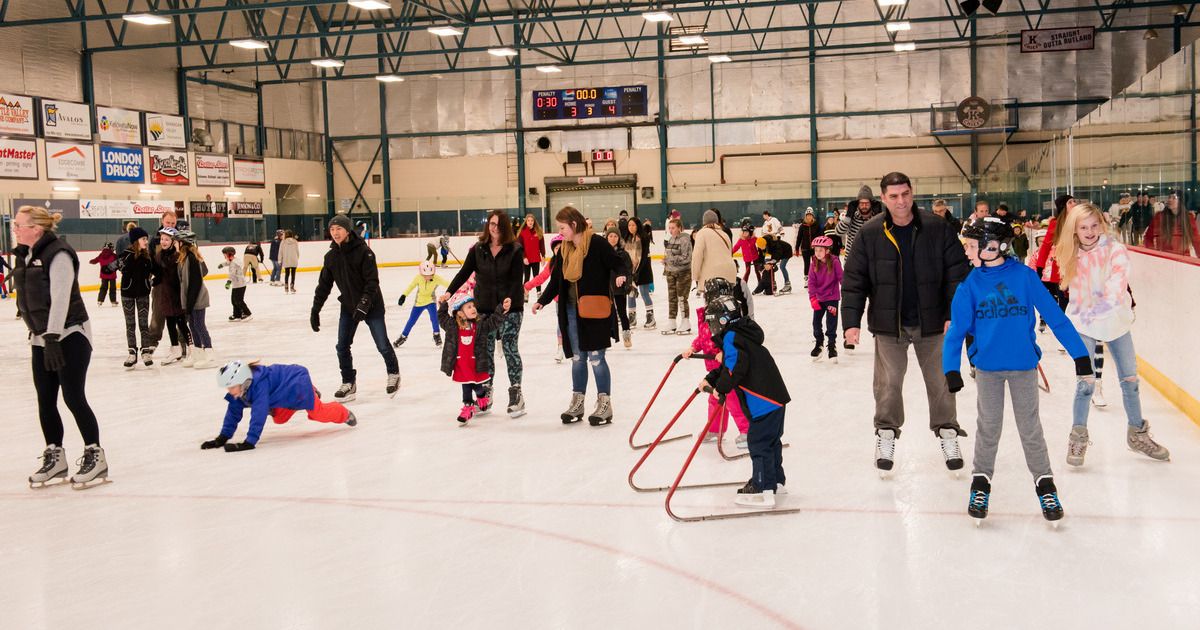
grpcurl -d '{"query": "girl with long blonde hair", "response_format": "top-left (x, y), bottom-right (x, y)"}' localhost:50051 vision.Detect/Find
top-left (1054, 202), bottom-right (1169, 466)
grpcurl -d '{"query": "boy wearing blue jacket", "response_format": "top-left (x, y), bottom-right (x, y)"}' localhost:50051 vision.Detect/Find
top-left (944, 217), bottom-right (1093, 525)
top-left (202, 361), bottom-right (357, 452)
top-left (699, 279), bottom-right (791, 509)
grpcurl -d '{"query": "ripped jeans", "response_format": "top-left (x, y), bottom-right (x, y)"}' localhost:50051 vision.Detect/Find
top-left (1074, 331), bottom-right (1143, 428)
top-left (565, 304), bottom-right (611, 395)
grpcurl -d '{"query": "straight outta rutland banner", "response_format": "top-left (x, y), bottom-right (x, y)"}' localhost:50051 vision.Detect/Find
top-left (100, 145), bottom-right (144, 183)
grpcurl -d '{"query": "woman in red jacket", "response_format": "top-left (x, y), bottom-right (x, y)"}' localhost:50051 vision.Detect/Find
top-left (1143, 191), bottom-right (1200, 257)
top-left (518, 213), bottom-right (546, 289)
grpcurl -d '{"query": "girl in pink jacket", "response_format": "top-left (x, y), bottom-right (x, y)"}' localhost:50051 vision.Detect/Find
top-left (731, 227), bottom-right (760, 284)
top-left (682, 305), bottom-right (750, 448)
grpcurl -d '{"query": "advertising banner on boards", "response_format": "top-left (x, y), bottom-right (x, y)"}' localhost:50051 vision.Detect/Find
top-left (97, 106), bottom-right (143, 145)
top-left (229, 201), bottom-right (263, 216)
top-left (99, 145), bottom-right (144, 183)
top-left (41, 100), bottom-right (92, 140)
top-left (149, 149), bottom-right (189, 185)
top-left (12, 198), bottom-right (80, 219)
top-left (45, 142), bottom-right (96, 181)
top-left (0, 138), bottom-right (39, 179)
top-left (189, 200), bottom-right (228, 221)
top-left (195, 153), bottom-right (231, 186)
top-left (0, 93), bottom-right (36, 136)
top-left (232, 157), bottom-right (266, 187)
top-left (79, 199), bottom-right (176, 220)
top-left (145, 113), bottom-right (187, 149)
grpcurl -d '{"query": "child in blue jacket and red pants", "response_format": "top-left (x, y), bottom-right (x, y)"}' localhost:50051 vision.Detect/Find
top-left (203, 361), bottom-right (356, 452)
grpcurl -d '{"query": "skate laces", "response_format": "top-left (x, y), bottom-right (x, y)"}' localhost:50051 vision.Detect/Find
top-left (969, 490), bottom-right (989, 509)
top-left (1068, 431), bottom-right (1091, 456)
top-left (76, 449), bottom-right (96, 475)
top-left (940, 431), bottom-right (962, 460)
top-left (875, 432), bottom-right (895, 459)
top-left (36, 449), bottom-right (59, 473)
top-left (1039, 491), bottom-right (1061, 511)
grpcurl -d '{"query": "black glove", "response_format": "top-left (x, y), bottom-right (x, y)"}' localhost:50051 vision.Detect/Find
top-left (353, 306), bottom-right (368, 322)
top-left (41, 333), bottom-right (65, 372)
top-left (397, 294), bottom-right (407, 306)
top-left (354, 297), bottom-right (372, 322)
top-left (201, 435), bottom-right (229, 450)
top-left (1074, 356), bottom-right (1094, 377)
top-left (946, 371), bottom-right (964, 393)
top-left (310, 309), bottom-right (320, 332)
top-left (224, 441), bottom-right (256, 453)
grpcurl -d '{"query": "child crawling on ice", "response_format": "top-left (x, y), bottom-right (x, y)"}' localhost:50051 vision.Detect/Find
top-left (202, 360), bottom-right (356, 452)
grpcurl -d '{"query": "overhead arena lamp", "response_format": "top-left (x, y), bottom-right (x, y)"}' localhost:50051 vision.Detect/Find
top-left (375, 74), bottom-right (404, 82)
top-left (894, 42), bottom-right (916, 52)
top-left (311, 58), bottom-right (344, 68)
top-left (643, 11), bottom-right (675, 23)
top-left (886, 21), bottom-right (912, 32)
top-left (959, 0), bottom-right (1003, 15)
top-left (677, 35), bottom-right (708, 46)
top-left (306, 193), bottom-right (322, 198)
top-left (122, 13), bottom-right (171, 25)
top-left (53, 185), bottom-right (80, 192)
top-left (140, 188), bottom-right (162, 194)
top-left (877, 0), bottom-right (907, 6)
top-left (224, 191), bottom-right (243, 197)
top-left (488, 47), bottom-right (518, 57)
top-left (230, 39), bottom-right (269, 49)
top-left (536, 65), bottom-right (562, 73)
top-left (427, 25), bottom-right (464, 37)
top-left (708, 54), bottom-right (733, 63)
top-left (348, 0), bottom-right (391, 9)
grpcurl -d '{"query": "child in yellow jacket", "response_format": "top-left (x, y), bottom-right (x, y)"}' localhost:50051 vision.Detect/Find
top-left (393, 261), bottom-right (450, 348)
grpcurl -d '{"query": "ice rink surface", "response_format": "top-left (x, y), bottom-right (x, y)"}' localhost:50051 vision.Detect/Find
top-left (1, 261), bottom-right (1197, 630)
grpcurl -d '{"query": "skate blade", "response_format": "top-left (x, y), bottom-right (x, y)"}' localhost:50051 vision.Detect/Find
top-left (29, 477), bottom-right (70, 489)
top-left (508, 409), bottom-right (527, 419)
top-left (973, 519), bottom-right (983, 528)
top-left (675, 330), bottom-right (692, 336)
top-left (71, 477), bottom-right (112, 491)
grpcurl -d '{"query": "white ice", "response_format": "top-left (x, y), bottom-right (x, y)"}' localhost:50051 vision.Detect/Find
top-left (1, 261), bottom-right (1197, 630)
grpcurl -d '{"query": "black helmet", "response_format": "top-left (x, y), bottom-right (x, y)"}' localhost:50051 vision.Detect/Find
top-left (962, 216), bottom-right (1014, 255)
top-left (705, 291), bottom-right (742, 339)
top-left (173, 229), bottom-right (198, 246)
top-left (703, 277), bottom-right (736, 301)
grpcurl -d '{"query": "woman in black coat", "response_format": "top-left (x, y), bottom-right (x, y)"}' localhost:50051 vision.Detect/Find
top-left (622, 217), bottom-right (656, 329)
top-left (118, 227), bottom-right (157, 366)
top-left (446, 210), bottom-right (528, 417)
top-left (534, 206), bottom-right (628, 427)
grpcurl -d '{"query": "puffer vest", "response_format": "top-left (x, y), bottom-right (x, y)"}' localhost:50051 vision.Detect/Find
top-left (14, 232), bottom-right (89, 336)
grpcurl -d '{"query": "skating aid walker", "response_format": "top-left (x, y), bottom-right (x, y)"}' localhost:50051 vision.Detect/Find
top-left (627, 352), bottom-right (713, 450)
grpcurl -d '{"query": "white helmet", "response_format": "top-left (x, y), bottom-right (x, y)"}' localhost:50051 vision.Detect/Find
top-left (419, 261), bottom-right (436, 276)
top-left (216, 360), bottom-right (253, 389)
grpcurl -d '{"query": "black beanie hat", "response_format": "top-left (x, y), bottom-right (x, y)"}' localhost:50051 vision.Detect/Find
top-left (128, 227), bottom-right (149, 243)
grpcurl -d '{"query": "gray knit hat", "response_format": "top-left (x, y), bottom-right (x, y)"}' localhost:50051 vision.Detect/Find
top-left (329, 214), bottom-right (354, 233)
top-left (857, 185), bottom-right (873, 201)
top-left (702, 209), bottom-right (719, 226)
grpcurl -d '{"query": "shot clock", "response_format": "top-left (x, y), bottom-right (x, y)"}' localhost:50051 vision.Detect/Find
top-left (532, 85), bottom-right (648, 120)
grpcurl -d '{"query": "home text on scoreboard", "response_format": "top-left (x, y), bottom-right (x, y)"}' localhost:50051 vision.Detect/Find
top-left (532, 85), bottom-right (648, 120)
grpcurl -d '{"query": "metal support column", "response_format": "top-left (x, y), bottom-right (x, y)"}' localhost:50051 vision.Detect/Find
top-left (256, 83), bottom-right (267, 156)
top-left (322, 81), bottom-right (335, 218)
top-left (81, 21), bottom-right (94, 127)
top-left (514, 22), bottom-right (528, 219)
top-left (377, 38), bottom-right (393, 235)
top-left (657, 29), bottom-right (669, 219)
top-left (1191, 43), bottom-right (1198, 206)
top-left (807, 3), bottom-right (819, 211)
top-left (968, 20), bottom-right (979, 204)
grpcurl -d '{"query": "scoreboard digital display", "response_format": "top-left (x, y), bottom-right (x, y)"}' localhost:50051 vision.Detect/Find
top-left (532, 85), bottom-right (648, 120)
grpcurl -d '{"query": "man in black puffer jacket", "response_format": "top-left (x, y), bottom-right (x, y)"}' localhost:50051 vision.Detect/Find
top-left (842, 172), bottom-right (969, 475)
top-left (311, 214), bottom-right (399, 402)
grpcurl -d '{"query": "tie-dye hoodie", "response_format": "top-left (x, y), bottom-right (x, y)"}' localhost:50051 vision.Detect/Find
top-left (1065, 234), bottom-right (1135, 342)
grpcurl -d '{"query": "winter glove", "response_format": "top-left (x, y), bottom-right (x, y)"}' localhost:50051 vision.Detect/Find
top-left (310, 309), bottom-right (321, 332)
top-left (826, 305), bottom-right (838, 316)
top-left (397, 294), bottom-right (407, 306)
top-left (1074, 356), bottom-right (1095, 377)
top-left (224, 441), bottom-right (256, 453)
top-left (353, 306), bottom-right (369, 322)
top-left (353, 297), bottom-right (372, 322)
top-left (946, 371), bottom-right (964, 393)
top-left (41, 333), bottom-right (65, 372)
top-left (224, 280), bottom-right (231, 290)
top-left (810, 297), bottom-right (821, 311)
top-left (201, 435), bottom-right (229, 450)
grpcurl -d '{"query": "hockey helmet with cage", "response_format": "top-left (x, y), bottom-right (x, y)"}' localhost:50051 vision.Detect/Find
top-left (216, 360), bottom-right (253, 390)
top-left (704, 292), bottom-right (742, 339)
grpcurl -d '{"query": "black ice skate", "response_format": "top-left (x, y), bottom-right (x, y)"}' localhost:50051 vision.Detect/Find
top-left (939, 428), bottom-right (965, 472)
top-left (123, 350), bottom-right (137, 369)
top-left (433, 332), bottom-right (442, 347)
top-left (828, 345), bottom-right (838, 363)
top-left (346, 410), bottom-right (358, 427)
top-left (334, 382), bottom-right (357, 403)
top-left (507, 386), bottom-right (526, 418)
top-left (968, 474), bottom-right (991, 525)
top-left (392, 334), bottom-right (407, 348)
top-left (1036, 475), bottom-right (1064, 526)
top-left (875, 429), bottom-right (896, 474)
top-left (844, 340), bottom-right (856, 351)
top-left (810, 342), bottom-right (823, 361)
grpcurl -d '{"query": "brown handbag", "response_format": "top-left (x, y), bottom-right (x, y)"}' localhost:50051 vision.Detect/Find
top-left (577, 294), bottom-right (612, 319)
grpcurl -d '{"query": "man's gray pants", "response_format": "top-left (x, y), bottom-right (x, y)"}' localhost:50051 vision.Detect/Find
top-left (872, 327), bottom-right (961, 437)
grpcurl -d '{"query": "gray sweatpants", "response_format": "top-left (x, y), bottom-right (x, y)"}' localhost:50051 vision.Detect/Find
top-left (873, 326), bottom-right (960, 437)
top-left (973, 369), bottom-right (1052, 480)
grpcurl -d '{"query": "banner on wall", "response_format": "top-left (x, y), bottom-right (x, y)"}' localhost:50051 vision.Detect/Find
top-left (12, 198), bottom-right (80, 219)
top-left (0, 138), bottom-right (39, 179)
top-left (195, 153), bottom-right (231, 186)
top-left (79, 199), bottom-right (175, 220)
top-left (41, 100), bottom-right (92, 140)
top-left (189, 200), bottom-right (228, 220)
top-left (229, 201), bottom-right (263, 216)
top-left (232, 157), bottom-right (266, 187)
top-left (145, 113), bottom-right (187, 148)
top-left (45, 142), bottom-right (96, 181)
top-left (0, 93), bottom-right (36, 136)
top-left (96, 106), bottom-right (142, 144)
top-left (149, 149), bottom-right (189, 185)
top-left (99, 145), bottom-right (144, 183)
top-left (1020, 27), bottom-right (1095, 53)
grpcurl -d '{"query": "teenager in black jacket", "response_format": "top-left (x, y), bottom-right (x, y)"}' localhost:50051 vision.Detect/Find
top-left (118, 227), bottom-right (156, 368)
top-left (311, 214), bottom-right (399, 402)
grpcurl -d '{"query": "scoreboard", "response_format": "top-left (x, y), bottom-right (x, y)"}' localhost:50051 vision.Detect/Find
top-left (532, 85), bottom-right (648, 120)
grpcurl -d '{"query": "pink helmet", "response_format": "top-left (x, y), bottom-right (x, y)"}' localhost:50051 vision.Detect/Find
top-left (418, 261), bottom-right (436, 276)
top-left (811, 235), bottom-right (833, 249)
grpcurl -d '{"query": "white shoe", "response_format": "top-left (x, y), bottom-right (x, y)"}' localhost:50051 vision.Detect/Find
top-left (734, 488), bottom-right (776, 509)
top-left (1091, 381), bottom-right (1108, 408)
top-left (191, 347), bottom-right (215, 369)
top-left (162, 345), bottom-right (183, 365)
top-left (179, 346), bottom-right (196, 368)
top-left (676, 319), bottom-right (692, 335)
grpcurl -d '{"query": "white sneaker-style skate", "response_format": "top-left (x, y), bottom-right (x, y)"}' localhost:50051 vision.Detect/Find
top-left (179, 346), bottom-right (196, 368)
top-left (386, 373), bottom-right (401, 398)
top-left (676, 319), bottom-right (692, 335)
top-left (939, 427), bottom-right (964, 472)
top-left (141, 348), bottom-right (154, 367)
top-left (190, 347), bottom-right (215, 369)
top-left (29, 445), bottom-right (68, 488)
top-left (71, 445), bottom-right (110, 490)
top-left (161, 345), bottom-right (183, 365)
top-left (555, 343), bottom-right (564, 363)
top-left (1091, 381), bottom-right (1108, 408)
top-left (123, 350), bottom-right (137, 370)
top-left (734, 481), bottom-right (776, 509)
top-left (875, 429), bottom-right (896, 474)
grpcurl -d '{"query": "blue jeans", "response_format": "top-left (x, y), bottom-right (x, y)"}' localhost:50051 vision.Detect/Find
top-left (626, 283), bottom-right (654, 310)
top-left (778, 258), bottom-right (790, 284)
top-left (1074, 331), bottom-right (1142, 428)
top-left (188, 308), bottom-right (212, 348)
top-left (565, 304), bottom-right (611, 394)
top-left (270, 259), bottom-right (281, 283)
top-left (337, 307), bottom-right (399, 384)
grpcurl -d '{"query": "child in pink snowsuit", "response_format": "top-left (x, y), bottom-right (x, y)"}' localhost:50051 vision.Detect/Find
top-left (683, 305), bottom-right (750, 448)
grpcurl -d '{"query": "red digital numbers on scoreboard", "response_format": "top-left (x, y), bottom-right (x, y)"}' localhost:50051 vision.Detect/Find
top-left (591, 149), bottom-right (614, 162)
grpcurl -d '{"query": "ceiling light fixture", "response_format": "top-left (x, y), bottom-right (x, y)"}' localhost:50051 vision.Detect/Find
top-left (536, 65), bottom-right (562, 73)
top-left (427, 26), bottom-right (464, 37)
top-left (122, 13), bottom-right (171, 25)
top-left (224, 191), bottom-right (243, 197)
top-left (708, 54), bottom-right (732, 63)
top-left (1144, 28), bottom-right (1159, 40)
top-left (230, 39), bottom-right (269, 49)
top-left (877, 0), bottom-right (907, 6)
top-left (677, 35), bottom-right (708, 46)
top-left (311, 58), bottom-right (344, 68)
top-left (488, 47), bottom-right (518, 57)
top-left (886, 21), bottom-right (912, 32)
top-left (375, 74), bottom-right (404, 82)
top-left (894, 42), bottom-right (917, 51)
top-left (53, 185), bottom-right (80, 192)
top-left (642, 11), bottom-right (675, 23)
top-left (348, 0), bottom-right (391, 9)
top-left (140, 188), bottom-right (162, 194)
top-left (306, 193), bottom-right (322, 198)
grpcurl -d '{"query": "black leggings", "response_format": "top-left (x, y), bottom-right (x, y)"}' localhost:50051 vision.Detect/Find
top-left (285, 267), bottom-right (297, 286)
top-left (98, 278), bottom-right (117, 304)
top-left (523, 261), bottom-right (541, 283)
top-left (33, 333), bottom-right (100, 447)
top-left (615, 297), bottom-right (630, 332)
top-left (166, 314), bottom-right (191, 347)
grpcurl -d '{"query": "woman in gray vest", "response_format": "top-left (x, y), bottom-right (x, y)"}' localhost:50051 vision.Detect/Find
top-left (12, 206), bottom-right (109, 490)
